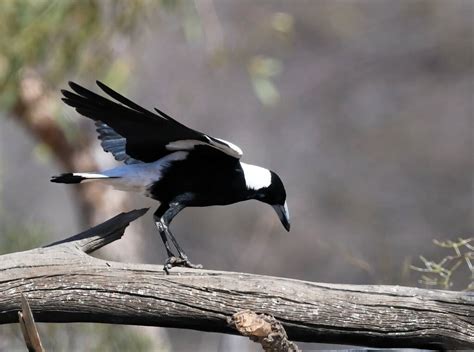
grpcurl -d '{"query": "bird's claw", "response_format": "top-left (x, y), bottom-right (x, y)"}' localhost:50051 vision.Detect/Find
top-left (163, 256), bottom-right (203, 274)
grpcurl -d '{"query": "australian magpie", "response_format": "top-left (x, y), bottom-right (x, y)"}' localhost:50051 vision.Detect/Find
top-left (51, 81), bottom-right (290, 271)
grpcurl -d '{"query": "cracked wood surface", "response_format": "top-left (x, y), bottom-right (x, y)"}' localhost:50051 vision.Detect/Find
top-left (0, 209), bottom-right (472, 349)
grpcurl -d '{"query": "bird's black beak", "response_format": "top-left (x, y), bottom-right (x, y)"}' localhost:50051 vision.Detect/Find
top-left (272, 202), bottom-right (290, 231)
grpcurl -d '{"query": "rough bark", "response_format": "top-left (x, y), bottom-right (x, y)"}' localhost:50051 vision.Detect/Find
top-left (0, 209), bottom-right (472, 349)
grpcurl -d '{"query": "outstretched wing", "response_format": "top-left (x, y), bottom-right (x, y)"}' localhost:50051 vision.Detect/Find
top-left (94, 121), bottom-right (140, 164)
top-left (61, 81), bottom-right (243, 163)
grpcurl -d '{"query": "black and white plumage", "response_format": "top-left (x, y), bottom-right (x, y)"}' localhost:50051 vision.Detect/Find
top-left (52, 81), bottom-right (290, 271)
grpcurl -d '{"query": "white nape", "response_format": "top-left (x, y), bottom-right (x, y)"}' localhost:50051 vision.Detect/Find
top-left (240, 162), bottom-right (272, 191)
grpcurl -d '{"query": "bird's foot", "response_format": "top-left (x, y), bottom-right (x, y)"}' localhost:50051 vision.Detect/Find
top-left (163, 256), bottom-right (203, 274)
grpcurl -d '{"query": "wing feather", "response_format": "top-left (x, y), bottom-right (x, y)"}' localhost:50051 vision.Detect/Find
top-left (95, 121), bottom-right (140, 164)
top-left (62, 81), bottom-right (243, 162)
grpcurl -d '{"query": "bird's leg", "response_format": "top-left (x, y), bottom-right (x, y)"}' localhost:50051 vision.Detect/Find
top-left (154, 207), bottom-right (179, 268)
top-left (166, 227), bottom-right (202, 269)
top-left (164, 227), bottom-right (202, 269)
top-left (154, 217), bottom-right (176, 259)
top-left (156, 203), bottom-right (202, 272)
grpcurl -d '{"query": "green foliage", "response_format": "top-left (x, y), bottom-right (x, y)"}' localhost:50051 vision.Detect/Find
top-left (411, 238), bottom-right (474, 291)
top-left (247, 12), bottom-right (294, 107)
top-left (0, 0), bottom-right (156, 109)
top-left (248, 55), bottom-right (282, 107)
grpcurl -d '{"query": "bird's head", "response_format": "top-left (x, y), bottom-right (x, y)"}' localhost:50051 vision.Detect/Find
top-left (241, 163), bottom-right (290, 231)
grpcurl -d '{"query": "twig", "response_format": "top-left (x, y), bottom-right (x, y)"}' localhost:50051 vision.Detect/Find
top-left (18, 294), bottom-right (45, 352)
top-left (411, 237), bottom-right (474, 290)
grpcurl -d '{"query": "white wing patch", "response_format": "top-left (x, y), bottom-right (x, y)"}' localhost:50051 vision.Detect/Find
top-left (166, 136), bottom-right (243, 159)
top-left (166, 139), bottom-right (207, 151)
top-left (241, 162), bottom-right (272, 190)
top-left (97, 151), bottom-right (189, 194)
top-left (207, 136), bottom-right (243, 158)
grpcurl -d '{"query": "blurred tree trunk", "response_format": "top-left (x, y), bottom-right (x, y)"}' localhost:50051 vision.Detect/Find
top-left (11, 71), bottom-right (129, 228)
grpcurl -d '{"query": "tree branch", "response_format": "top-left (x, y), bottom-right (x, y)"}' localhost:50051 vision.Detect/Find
top-left (45, 208), bottom-right (149, 253)
top-left (0, 210), bottom-right (472, 349)
top-left (18, 294), bottom-right (45, 352)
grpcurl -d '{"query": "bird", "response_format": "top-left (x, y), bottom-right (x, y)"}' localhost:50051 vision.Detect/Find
top-left (51, 81), bottom-right (290, 271)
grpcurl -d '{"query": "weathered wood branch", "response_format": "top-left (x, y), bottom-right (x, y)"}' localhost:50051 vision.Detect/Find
top-left (0, 210), bottom-right (473, 349)
top-left (18, 294), bottom-right (45, 352)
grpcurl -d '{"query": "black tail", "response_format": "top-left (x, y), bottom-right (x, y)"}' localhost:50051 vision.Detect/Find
top-left (51, 173), bottom-right (85, 184)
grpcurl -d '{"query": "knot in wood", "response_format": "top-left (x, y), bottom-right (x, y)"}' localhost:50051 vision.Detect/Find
top-left (229, 310), bottom-right (300, 352)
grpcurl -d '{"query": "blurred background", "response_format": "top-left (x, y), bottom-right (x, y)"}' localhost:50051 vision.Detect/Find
top-left (0, 0), bottom-right (472, 350)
